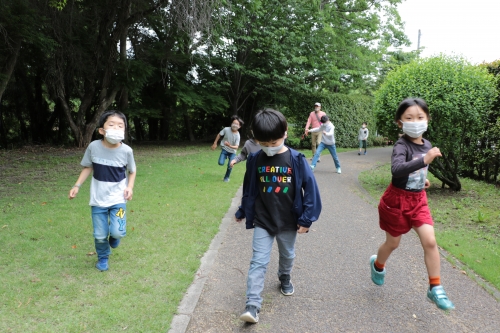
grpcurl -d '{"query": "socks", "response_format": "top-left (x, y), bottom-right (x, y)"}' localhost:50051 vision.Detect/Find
top-left (374, 259), bottom-right (385, 272)
top-left (429, 276), bottom-right (441, 290)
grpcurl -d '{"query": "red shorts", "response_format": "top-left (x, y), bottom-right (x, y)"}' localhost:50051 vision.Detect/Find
top-left (378, 183), bottom-right (433, 237)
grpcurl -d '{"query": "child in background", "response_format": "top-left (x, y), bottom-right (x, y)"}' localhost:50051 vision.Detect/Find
top-left (235, 109), bottom-right (322, 324)
top-left (211, 115), bottom-right (243, 182)
top-left (358, 122), bottom-right (369, 155)
top-left (69, 110), bottom-right (136, 272)
top-left (308, 115), bottom-right (341, 174)
top-left (370, 98), bottom-right (454, 310)
top-left (229, 133), bottom-right (261, 168)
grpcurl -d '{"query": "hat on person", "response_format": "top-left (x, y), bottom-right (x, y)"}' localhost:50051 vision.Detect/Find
top-left (314, 102), bottom-right (321, 106)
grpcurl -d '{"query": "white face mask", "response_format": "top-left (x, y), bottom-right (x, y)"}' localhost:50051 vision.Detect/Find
top-left (261, 136), bottom-right (286, 157)
top-left (105, 129), bottom-right (125, 144)
top-left (231, 124), bottom-right (239, 131)
top-left (401, 121), bottom-right (427, 138)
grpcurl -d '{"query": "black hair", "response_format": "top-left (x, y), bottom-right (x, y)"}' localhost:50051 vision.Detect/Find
top-left (320, 115), bottom-right (329, 123)
top-left (99, 110), bottom-right (127, 129)
top-left (362, 121), bottom-right (367, 125)
top-left (395, 98), bottom-right (430, 122)
top-left (251, 109), bottom-right (287, 142)
top-left (231, 115), bottom-right (244, 127)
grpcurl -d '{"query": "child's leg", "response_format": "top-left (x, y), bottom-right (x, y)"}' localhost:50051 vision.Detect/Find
top-left (109, 203), bottom-right (127, 246)
top-left (218, 149), bottom-right (228, 166)
top-left (224, 152), bottom-right (236, 179)
top-left (91, 206), bottom-right (111, 259)
top-left (359, 140), bottom-right (363, 153)
top-left (325, 144), bottom-right (341, 169)
top-left (363, 140), bottom-right (367, 153)
top-left (413, 224), bottom-right (440, 281)
top-left (376, 232), bottom-right (402, 267)
top-left (246, 227), bottom-right (275, 309)
top-left (414, 223), bottom-right (455, 309)
top-left (275, 230), bottom-right (297, 277)
top-left (311, 142), bottom-right (325, 167)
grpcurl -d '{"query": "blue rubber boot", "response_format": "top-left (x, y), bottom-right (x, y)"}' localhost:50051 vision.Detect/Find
top-left (96, 258), bottom-right (109, 271)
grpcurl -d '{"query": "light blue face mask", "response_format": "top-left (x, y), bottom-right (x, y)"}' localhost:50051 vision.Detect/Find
top-left (261, 135), bottom-right (285, 156)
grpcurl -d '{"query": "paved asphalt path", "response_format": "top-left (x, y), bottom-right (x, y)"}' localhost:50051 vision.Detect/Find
top-left (174, 147), bottom-right (500, 332)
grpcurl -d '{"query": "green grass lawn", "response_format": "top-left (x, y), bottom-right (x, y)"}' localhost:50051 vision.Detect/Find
top-left (359, 163), bottom-right (500, 291)
top-left (0, 144), bottom-right (245, 332)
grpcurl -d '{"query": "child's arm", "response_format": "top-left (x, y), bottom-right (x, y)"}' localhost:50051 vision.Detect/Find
top-left (211, 134), bottom-right (221, 150)
top-left (304, 115), bottom-right (312, 136)
top-left (124, 171), bottom-right (136, 201)
top-left (308, 126), bottom-right (320, 133)
top-left (297, 156), bottom-right (322, 228)
top-left (230, 143), bottom-right (248, 167)
top-left (223, 141), bottom-right (238, 150)
top-left (68, 167), bottom-right (92, 199)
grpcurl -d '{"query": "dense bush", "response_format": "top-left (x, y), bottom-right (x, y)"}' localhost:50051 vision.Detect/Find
top-left (375, 55), bottom-right (497, 191)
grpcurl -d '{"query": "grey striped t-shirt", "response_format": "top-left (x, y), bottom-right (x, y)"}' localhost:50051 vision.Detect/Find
top-left (81, 140), bottom-right (136, 207)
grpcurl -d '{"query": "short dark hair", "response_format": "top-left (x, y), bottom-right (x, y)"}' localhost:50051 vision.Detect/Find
top-left (251, 109), bottom-right (287, 142)
top-left (231, 115), bottom-right (244, 127)
top-left (362, 121), bottom-right (367, 125)
top-left (395, 98), bottom-right (430, 122)
top-left (320, 115), bottom-right (329, 123)
top-left (99, 110), bottom-right (127, 129)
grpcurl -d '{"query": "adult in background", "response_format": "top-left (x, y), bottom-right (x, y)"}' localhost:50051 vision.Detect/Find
top-left (304, 102), bottom-right (326, 161)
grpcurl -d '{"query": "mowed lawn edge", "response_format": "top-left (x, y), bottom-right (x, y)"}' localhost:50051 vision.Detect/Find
top-left (358, 163), bottom-right (500, 294)
top-left (0, 145), bottom-right (246, 332)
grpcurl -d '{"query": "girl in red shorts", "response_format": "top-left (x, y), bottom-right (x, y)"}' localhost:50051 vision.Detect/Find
top-left (370, 98), bottom-right (454, 311)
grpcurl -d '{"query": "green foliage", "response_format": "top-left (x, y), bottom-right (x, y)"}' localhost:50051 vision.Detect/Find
top-left (375, 55), bottom-right (497, 190)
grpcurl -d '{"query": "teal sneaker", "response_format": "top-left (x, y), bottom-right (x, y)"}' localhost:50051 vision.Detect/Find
top-left (96, 258), bottom-right (109, 271)
top-left (370, 255), bottom-right (385, 285)
top-left (310, 165), bottom-right (315, 172)
top-left (337, 167), bottom-right (342, 174)
top-left (427, 286), bottom-right (455, 310)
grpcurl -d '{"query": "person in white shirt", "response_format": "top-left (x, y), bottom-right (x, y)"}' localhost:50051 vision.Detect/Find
top-left (308, 115), bottom-right (341, 174)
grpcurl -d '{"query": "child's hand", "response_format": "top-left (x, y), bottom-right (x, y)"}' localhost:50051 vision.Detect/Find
top-left (235, 217), bottom-right (244, 223)
top-left (211, 143), bottom-right (217, 150)
top-left (124, 187), bottom-right (133, 201)
top-left (423, 147), bottom-right (442, 164)
top-left (69, 187), bottom-right (79, 199)
top-left (224, 141), bottom-right (231, 147)
top-left (424, 179), bottom-right (431, 188)
top-left (229, 159), bottom-right (237, 167)
top-left (297, 225), bottom-right (309, 234)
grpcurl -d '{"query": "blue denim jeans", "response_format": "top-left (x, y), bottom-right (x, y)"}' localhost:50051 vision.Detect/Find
top-left (218, 148), bottom-right (236, 179)
top-left (246, 227), bottom-right (297, 308)
top-left (311, 142), bottom-right (341, 169)
top-left (91, 203), bottom-right (127, 259)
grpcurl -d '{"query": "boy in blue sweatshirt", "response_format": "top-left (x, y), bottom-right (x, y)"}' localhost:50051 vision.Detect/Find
top-left (235, 109), bottom-right (322, 324)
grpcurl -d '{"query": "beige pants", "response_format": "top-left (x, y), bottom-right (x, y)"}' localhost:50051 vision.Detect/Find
top-left (311, 131), bottom-right (323, 156)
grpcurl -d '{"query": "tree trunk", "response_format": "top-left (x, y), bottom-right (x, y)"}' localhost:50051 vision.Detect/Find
top-left (0, 40), bottom-right (21, 146)
top-left (183, 112), bottom-right (195, 142)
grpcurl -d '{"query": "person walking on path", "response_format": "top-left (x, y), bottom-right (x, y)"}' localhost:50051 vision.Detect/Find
top-left (370, 98), bottom-right (455, 311)
top-left (235, 109), bottom-right (322, 324)
top-left (308, 115), bottom-right (341, 174)
top-left (358, 122), bottom-right (369, 155)
top-left (304, 102), bottom-right (326, 161)
top-left (68, 110), bottom-right (137, 272)
top-left (211, 115), bottom-right (243, 182)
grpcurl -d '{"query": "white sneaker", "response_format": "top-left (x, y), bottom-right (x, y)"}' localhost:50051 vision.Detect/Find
top-left (337, 167), bottom-right (341, 174)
